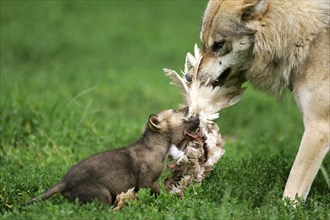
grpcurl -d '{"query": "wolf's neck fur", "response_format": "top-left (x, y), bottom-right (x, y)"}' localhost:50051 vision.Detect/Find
top-left (134, 126), bottom-right (172, 161)
top-left (247, 0), bottom-right (329, 96)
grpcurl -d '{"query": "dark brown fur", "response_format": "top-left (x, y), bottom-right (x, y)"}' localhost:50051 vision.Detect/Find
top-left (20, 108), bottom-right (199, 206)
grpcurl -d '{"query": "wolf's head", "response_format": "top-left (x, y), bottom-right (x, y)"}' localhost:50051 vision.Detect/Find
top-left (148, 108), bottom-right (199, 145)
top-left (191, 0), bottom-right (268, 87)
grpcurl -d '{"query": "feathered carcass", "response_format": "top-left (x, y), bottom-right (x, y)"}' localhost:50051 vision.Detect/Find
top-left (164, 44), bottom-right (245, 196)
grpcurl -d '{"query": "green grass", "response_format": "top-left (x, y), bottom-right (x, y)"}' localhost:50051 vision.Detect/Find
top-left (1, 1), bottom-right (329, 219)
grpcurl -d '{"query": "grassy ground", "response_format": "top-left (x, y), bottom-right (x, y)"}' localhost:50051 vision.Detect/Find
top-left (1, 1), bottom-right (329, 219)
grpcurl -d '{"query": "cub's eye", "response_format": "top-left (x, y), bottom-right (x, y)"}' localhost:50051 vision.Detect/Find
top-left (212, 40), bottom-right (226, 52)
top-left (172, 109), bottom-right (177, 113)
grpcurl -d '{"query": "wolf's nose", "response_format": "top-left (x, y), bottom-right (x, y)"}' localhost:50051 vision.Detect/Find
top-left (185, 73), bottom-right (192, 82)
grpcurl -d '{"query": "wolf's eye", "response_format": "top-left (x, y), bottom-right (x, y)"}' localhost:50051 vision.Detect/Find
top-left (172, 109), bottom-right (177, 113)
top-left (212, 40), bottom-right (225, 52)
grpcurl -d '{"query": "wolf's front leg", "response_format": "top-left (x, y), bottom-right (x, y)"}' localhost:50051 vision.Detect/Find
top-left (138, 169), bottom-right (161, 195)
top-left (138, 179), bottom-right (160, 195)
top-left (150, 182), bottom-right (160, 195)
top-left (283, 120), bottom-right (329, 202)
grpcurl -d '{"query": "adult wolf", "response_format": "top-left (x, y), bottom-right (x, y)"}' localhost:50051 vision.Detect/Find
top-left (194, 0), bottom-right (329, 202)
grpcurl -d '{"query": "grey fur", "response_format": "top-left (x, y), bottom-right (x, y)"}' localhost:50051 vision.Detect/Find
top-left (20, 109), bottom-right (199, 206)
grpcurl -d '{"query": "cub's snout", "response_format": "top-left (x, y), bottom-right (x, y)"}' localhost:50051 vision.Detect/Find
top-left (177, 107), bottom-right (200, 132)
top-left (183, 114), bottom-right (200, 133)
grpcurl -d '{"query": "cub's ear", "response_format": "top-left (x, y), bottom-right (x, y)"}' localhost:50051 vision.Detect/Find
top-left (148, 114), bottom-right (161, 131)
top-left (241, 0), bottom-right (268, 21)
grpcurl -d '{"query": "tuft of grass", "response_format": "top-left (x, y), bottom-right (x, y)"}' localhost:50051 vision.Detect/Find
top-left (1, 1), bottom-right (329, 219)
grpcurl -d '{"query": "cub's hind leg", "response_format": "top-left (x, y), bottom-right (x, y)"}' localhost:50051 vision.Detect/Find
top-left (62, 184), bottom-right (112, 205)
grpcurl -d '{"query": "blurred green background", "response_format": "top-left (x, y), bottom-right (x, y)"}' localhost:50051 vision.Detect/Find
top-left (1, 1), bottom-right (329, 219)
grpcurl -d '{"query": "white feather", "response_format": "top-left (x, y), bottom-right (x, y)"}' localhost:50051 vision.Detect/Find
top-left (169, 144), bottom-right (185, 160)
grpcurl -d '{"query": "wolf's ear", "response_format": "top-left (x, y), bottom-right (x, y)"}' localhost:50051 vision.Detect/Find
top-left (148, 114), bottom-right (161, 131)
top-left (241, 0), bottom-right (268, 21)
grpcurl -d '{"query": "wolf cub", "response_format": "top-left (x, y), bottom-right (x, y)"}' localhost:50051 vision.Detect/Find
top-left (21, 108), bottom-right (199, 206)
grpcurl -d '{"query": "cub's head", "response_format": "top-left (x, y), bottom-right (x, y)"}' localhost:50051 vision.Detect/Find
top-left (148, 107), bottom-right (199, 145)
top-left (193, 0), bottom-right (268, 86)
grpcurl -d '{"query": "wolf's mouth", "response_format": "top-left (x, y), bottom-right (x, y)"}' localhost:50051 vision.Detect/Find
top-left (212, 67), bottom-right (231, 87)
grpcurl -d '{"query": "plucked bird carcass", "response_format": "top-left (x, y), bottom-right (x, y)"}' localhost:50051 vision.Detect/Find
top-left (164, 44), bottom-right (245, 196)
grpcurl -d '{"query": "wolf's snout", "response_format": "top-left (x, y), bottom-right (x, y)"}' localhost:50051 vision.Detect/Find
top-left (185, 115), bottom-right (200, 131)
